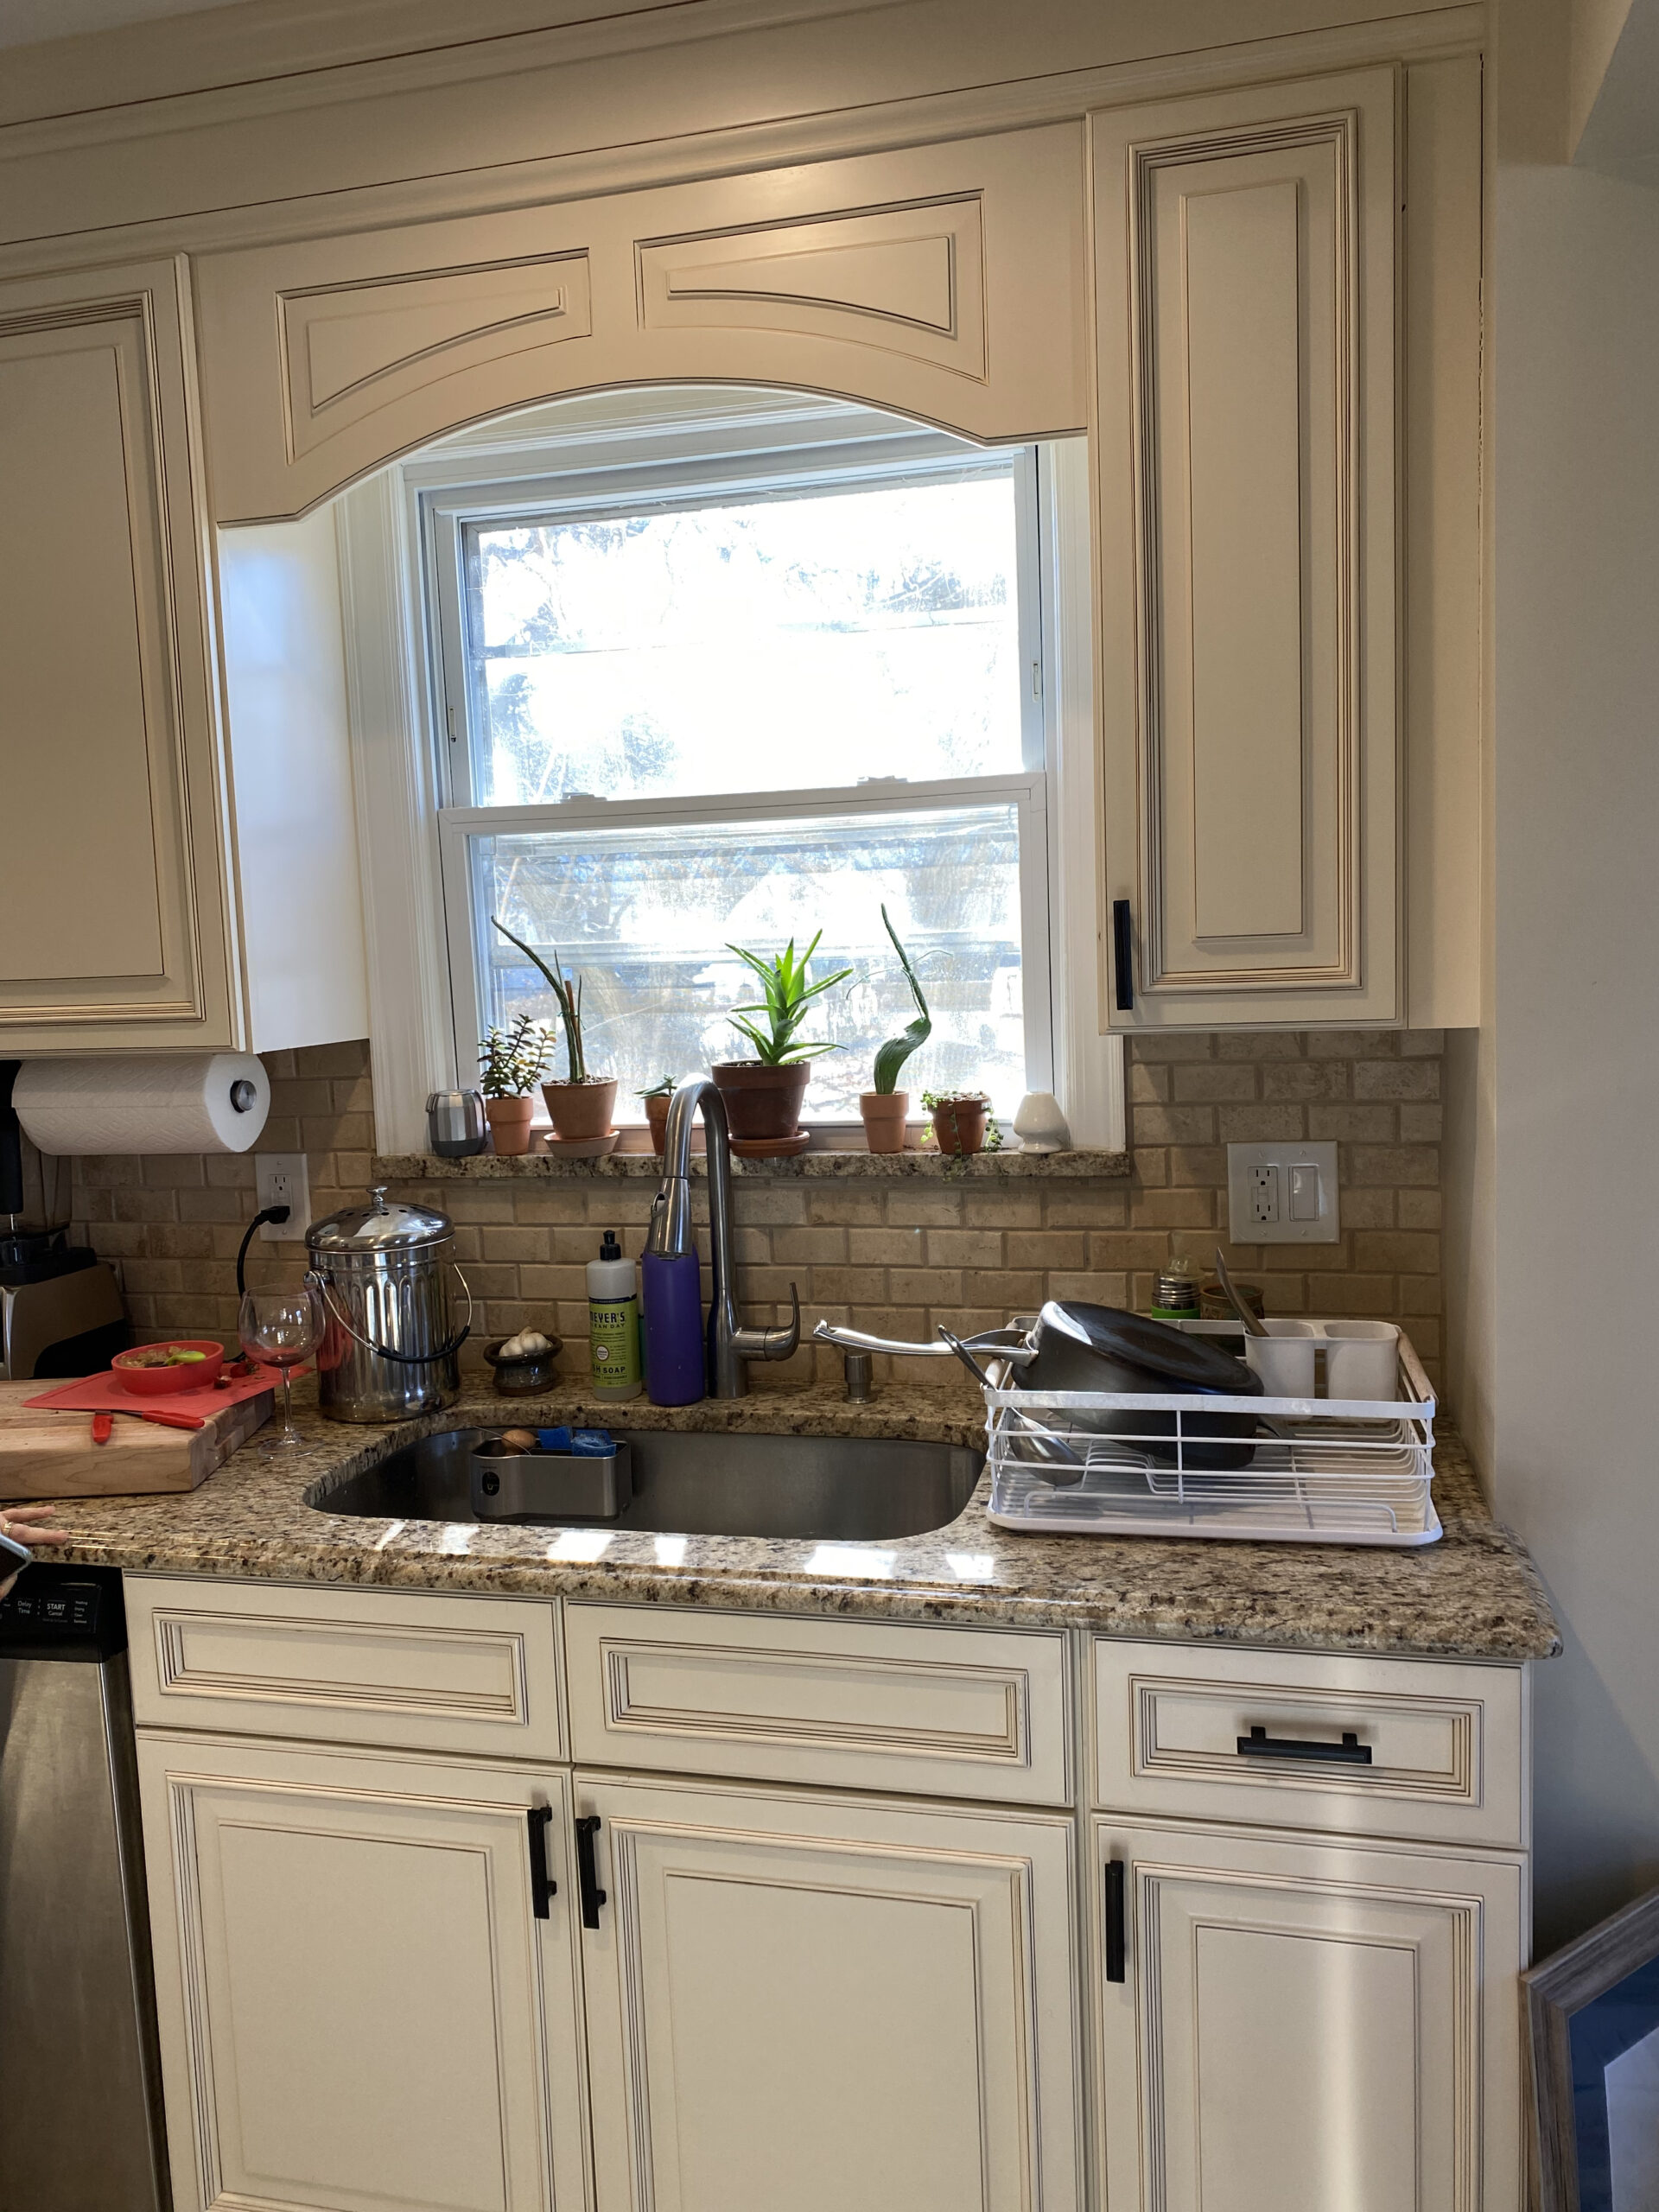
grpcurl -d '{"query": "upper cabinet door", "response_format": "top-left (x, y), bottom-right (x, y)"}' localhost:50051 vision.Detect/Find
top-left (0, 258), bottom-right (235, 1049)
top-left (1093, 70), bottom-right (1401, 1028)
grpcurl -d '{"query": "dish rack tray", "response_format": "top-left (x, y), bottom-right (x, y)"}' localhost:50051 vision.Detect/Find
top-left (983, 1319), bottom-right (1440, 1547)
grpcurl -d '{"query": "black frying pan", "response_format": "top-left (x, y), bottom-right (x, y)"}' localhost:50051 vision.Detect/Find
top-left (1012, 1302), bottom-right (1261, 1471)
top-left (813, 1303), bottom-right (1262, 1472)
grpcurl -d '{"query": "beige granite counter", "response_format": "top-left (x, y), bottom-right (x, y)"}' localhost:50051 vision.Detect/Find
top-left (35, 1382), bottom-right (1559, 1661)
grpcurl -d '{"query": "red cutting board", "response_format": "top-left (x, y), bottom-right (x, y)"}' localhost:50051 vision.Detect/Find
top-left (0, 1373), bottom-right (277, 1499)
top-left (24, 1364), bottom-right (287, 1417)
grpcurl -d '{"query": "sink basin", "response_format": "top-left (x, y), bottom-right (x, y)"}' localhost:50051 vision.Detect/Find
top-left (307, 1427), bottom-right (983, 1542)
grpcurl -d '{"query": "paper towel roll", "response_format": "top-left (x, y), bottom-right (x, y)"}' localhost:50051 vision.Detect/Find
top-left (15, 1054), bottom-right (271, 1155)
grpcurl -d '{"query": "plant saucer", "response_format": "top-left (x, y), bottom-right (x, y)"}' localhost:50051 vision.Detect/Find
top-left (729, 1130), bottom-right (811, 1159)
top-left (539, 1128), bottom-right (620, 1160)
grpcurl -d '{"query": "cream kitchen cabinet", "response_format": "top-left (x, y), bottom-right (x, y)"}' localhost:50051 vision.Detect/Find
top-left (129, 1578), bottom-right (1534, 2212)
top-left (1090, 1817), bottom-right (1526, 2212)
top-left (1092, 60), bottom-right (1483, 1031)
top-left (134, 1732), bottom-right (588, 2212)
top-left (576, 1772), bottom-right (1083, 2212)
top-left (0, 256), bottom-right (367, 1056)
top-left (0, 257), bottom-right (238, 1052)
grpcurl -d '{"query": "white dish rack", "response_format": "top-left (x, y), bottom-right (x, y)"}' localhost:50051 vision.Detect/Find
top-left (983, 1319), bottom-right (1440, 1547)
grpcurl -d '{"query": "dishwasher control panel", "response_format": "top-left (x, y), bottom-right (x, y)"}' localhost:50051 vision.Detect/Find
top-left (0, 1564), bottom-right (126, 1659)
top-left (2, 1578), bottom-right (104, 1636)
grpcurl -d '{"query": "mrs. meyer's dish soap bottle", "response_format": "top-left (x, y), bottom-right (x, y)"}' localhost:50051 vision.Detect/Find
top-left (587, 1230), bottom-right (642, 1401)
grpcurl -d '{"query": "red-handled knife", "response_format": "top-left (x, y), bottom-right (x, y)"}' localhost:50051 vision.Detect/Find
top-left (89, 1406), bottom-right (207, 1439)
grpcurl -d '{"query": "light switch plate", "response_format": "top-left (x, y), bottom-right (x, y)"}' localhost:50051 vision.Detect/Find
top-left (1226, 1141), bottom-right (1339, 1243)
top-left (254, 1154), bottom-right (311, 1242)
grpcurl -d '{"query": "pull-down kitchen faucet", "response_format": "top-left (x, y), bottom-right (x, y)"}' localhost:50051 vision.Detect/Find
top-left (645, 1079), bottom-right (800, 1397)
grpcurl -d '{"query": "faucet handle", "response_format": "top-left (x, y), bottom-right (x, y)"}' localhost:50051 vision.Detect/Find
top-left (759, 1281), bottom-right (802, 1362)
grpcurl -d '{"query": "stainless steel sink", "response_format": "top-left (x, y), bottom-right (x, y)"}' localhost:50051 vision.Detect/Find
top-left (307, 1427), bottom-right (983, 1541)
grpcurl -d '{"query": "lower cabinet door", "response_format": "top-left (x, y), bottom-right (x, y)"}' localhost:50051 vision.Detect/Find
top-left (577, 1773), bottom-right (1083, 2212)
top-left (1092, 1818), bottom-right (1525, 2212)
top-left (136, 1733), bottom-right (588, 2212)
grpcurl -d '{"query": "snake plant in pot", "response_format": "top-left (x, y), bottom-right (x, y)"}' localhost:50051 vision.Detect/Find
top-left (713, 932), bottom-right (852, 1154)
top-left (860, 906), bottom-right (932, 1154)
top-left (492, 918), bottom-right (617, 1141)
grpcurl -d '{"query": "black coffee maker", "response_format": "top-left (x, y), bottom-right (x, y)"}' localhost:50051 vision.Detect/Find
top-left (0, 1062), bottom-right (126, 1380)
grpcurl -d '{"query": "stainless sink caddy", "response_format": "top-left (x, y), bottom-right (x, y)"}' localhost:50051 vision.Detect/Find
top-left (470, 1438), bottom-right (633, 1522)
top-left (982, 1319), bottom-right (1440, 1547)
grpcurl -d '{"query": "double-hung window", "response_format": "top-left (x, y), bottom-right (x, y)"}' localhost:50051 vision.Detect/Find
top-left (425, 397), bottom-right (1052, 1131)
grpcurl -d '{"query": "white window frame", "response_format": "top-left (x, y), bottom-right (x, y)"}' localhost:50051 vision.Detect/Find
top-left (336, 390), bottom-right (1124, 1157)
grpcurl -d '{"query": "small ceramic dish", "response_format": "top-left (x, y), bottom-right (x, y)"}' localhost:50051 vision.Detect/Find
top-left (482, 1333), bottom-right (563, 1396)
top-left (111, 1339), bottom-right (226, 1395)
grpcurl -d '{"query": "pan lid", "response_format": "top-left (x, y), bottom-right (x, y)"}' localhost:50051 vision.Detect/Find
top-left (1038, 1301), bottom-right (1262, 1395)
top-left (307, 1185), bottom-right (452, 1254)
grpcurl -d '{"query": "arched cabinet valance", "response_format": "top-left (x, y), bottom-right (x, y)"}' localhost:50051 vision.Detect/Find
top-left (194, 124), bottom-right (1089, 523)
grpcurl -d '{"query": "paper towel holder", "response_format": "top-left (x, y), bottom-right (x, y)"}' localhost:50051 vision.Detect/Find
top-left (230, 1080), bottom-right (258, 1114)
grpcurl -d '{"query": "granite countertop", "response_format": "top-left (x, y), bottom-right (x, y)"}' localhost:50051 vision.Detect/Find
top-left (35, 1382), bottom-right (1560, 1660)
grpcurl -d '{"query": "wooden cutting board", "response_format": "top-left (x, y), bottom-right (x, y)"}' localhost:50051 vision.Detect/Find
top-left (0, 1380), bottom-right (274, 1499)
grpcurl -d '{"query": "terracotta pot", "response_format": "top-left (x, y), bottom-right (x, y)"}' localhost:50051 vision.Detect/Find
top-left (644, 1093), bottom-right (672, 1153)
top-left (711, 1060), bottom-right (810, 1142)
top-left (859, 1090), bottom-right (910, 1154)
top-left (930, 1097), bottom-right (988, 1157)
top-left (542, 1077), bottom-right (617, 1141)
top-left (484, 1096), bottom-right (537, 1155)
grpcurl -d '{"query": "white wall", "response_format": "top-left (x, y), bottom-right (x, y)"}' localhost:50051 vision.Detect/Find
top-left (219, 507), bottom-right (370, 1052)
top-left (1480, 150), bottom-right (1659, 1948)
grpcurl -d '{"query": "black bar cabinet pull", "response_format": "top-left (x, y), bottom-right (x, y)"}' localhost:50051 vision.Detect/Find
top-left (527, 1804), bottom-right (557, 1918)
top-left (1103, 1859), bottom-right (1127, 1984)
top-left (1111, 899), bottom-right (1135, 1012)
top-left (575, 1815), bottom-right (607, 1928)
top-left (1236, 1725), bottom-right (1373, 1766)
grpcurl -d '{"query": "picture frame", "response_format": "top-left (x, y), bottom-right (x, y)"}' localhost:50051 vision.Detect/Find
top-left (1524, 1885), bottom-right (1659, 2210)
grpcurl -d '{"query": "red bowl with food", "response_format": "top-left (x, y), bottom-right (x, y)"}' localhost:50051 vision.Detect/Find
top-left (111, 1340), bottom-right (226, 1395)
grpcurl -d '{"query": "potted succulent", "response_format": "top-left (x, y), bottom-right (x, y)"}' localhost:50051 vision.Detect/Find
top-left (638, 1075), bottom-right (677, 1154)
top-left (478, 1015), bottom-right (551, 1154)
top-left (923, 1087), bottom-right (998, 1160)
top-left (713, 931), bottom-right (852, 1152)
top-left (860, 906), bottom-right (931, 1154)
top-left (493, 917), bottom-right (618, 1141)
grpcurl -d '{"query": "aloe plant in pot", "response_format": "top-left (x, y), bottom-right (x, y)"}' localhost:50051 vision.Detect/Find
top-left (637, 1075), bottom-right (677, 1154)
top-left (492, 917), bottom-right (617, 1141)
top-left (714, 932), bottom-right (852, 1155)
top-left (860, 905), bottom-right (931, 1154)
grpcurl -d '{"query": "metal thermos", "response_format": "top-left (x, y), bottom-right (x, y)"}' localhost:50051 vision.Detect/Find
top-left (305, 1187), bottom-right (472, 1422)
top-left (425, 1090), bottom-right (487, 1158)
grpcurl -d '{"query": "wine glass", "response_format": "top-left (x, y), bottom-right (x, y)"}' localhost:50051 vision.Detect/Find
top-left (238, 1284), bottom-right (325, 1451)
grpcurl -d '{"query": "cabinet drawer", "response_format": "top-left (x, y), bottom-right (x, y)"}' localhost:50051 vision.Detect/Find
top-left (566, 1604), bottom-right (1072, 1804)
top-left (125, 1575), bottom-right (563, 1762)
top-left (1092, 1639), bottom-right (1525, 1847)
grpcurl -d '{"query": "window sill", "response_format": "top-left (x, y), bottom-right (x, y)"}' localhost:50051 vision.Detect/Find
top-left (373, 1147), bottom-right (1132, 1183)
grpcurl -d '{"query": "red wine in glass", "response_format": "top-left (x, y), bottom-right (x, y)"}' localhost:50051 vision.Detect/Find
top-left (238, 1286), bottom-right (324, 1448)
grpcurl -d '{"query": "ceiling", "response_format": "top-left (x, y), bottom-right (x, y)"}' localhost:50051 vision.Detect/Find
top-left (0, 0), bottom-right (247, 47)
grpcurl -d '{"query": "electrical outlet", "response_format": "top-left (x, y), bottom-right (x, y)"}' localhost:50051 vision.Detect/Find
top-left (254, 1154), bottom-right (311, 1242)
top-left (1227, 1141), bottom-right (1338, 1243)
top-left (1249, 1162), bottom-right (1281, 1225)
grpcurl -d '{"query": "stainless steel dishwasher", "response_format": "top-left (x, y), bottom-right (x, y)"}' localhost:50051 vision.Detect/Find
top-left (0, 1564), bottom-right (170, 2212)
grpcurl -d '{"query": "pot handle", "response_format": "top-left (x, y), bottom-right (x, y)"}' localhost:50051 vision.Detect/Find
top-left (307, 1262), bottom-right (474, 1366)
top-left (810, 1319), bottom-right (1036, 1366)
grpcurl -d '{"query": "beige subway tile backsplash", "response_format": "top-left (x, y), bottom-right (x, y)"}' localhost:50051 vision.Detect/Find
top-left (67, 1029), bottom-right (1447, 1388)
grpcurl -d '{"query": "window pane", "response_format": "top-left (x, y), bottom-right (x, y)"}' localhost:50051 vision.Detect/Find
top-left (473, 805), bottom-right (1026, 1120)
top-left (465, 470), bottom-right (1024, 806)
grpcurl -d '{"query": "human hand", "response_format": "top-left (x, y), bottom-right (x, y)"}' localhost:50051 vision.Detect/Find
top-left (0, 1503), bottom-right (72, 1599)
